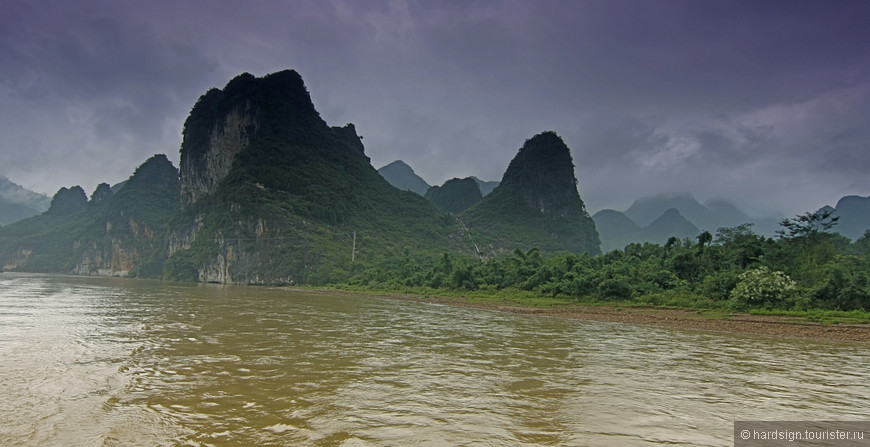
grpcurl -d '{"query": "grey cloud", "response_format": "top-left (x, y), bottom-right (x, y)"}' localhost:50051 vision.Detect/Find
top-left (1, 0), bottom-right (869, 218)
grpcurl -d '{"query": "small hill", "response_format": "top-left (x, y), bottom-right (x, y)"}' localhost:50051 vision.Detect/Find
top-left (425, 177), bottom-right (482, 214)
top-left (594, 208), bottom-right (701, 251)
top-left (461, 131), bottom-right (600, 254)
top-left (626, 193), bottom-right (712, 228)
top-left (378, 160), bottom-right (431, 195)
top-left (592, 209), bottom-right (642, 252)
top-left (624, 193), bottom-right (753, 231)
top-left (641, 208), bottom-right (700, 244)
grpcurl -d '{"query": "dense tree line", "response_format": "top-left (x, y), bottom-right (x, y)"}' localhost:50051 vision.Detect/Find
top-left (347, 210), bottom-right (870, 312)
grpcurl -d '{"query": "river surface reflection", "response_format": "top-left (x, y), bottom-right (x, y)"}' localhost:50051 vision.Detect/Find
top-left (1, 273), bottom-right (867, 446)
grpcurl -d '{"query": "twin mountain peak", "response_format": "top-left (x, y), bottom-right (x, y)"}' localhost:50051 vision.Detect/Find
top-left (0, 70), bottom-right (600, 283)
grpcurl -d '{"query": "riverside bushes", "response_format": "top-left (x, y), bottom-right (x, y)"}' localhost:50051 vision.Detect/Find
top-left (347, 220), bottom-right (870, 313)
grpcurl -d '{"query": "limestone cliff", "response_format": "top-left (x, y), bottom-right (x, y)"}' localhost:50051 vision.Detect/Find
top-left (180, 103), bottom-right (257, 204)
top-left (167, 70), bottom-right (458, 284)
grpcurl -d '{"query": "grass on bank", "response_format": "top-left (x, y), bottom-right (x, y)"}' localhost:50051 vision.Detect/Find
top-left (322, 284), bottom-right (870, 325)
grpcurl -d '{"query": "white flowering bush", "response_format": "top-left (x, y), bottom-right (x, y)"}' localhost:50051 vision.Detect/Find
top-left (730, 266), bottom-right (797, 309)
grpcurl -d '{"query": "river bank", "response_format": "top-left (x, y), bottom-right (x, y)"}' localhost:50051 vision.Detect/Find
top-left (313, 288), bottom-right (870, 343)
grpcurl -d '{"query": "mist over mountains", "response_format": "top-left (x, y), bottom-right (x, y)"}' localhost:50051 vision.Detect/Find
top-left (592, 192), bottom-right (870, 252)
top-left (0, 176), bottom-right (50, 225)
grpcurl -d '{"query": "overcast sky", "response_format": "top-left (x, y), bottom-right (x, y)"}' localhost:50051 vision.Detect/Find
top-left (1, 0), bottom-right (868, 216)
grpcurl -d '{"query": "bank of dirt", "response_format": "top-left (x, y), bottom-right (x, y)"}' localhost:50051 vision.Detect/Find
top-left (315, 289), bottom-right (870, 343)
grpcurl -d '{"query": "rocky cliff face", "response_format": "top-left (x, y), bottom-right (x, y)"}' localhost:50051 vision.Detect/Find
top-left (181, 104), bottom-right (257, 204)
top-left (167, 70), bottom-right (457, 284)
top-left (71, 239), bottom-right (139, 277)
top-left (179, 70), bottom-right (327, 205)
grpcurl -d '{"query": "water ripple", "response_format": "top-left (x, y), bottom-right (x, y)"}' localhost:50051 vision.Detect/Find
top-left (1, 273), bottom-right (868, 446)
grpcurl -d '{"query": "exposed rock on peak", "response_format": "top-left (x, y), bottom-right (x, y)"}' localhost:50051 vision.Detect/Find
top-left (179, 70), bottom-right (327, 205)
top-left (167, 69), bottom-right (456, 284)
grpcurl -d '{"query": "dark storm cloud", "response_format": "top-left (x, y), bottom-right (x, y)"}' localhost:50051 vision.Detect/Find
top-left (1, 0), bottom-right (868, 217)
top-left (0, 0), bottom-right (218, 193)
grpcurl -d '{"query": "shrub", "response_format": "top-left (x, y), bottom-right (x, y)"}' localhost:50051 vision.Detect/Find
top-left (730, 266), bottom-right (797, 309)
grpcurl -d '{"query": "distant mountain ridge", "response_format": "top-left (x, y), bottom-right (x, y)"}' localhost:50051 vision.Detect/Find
top-left (625, 193), bottom-right (749, 230)
top-left (377, 160), bottom-right (430, 195)
top-left (425, 177), bottom-right (482, 214)
top-left (0, 176), bottom-right (51, 225)
top-left (593, 208), bottom-right (700, 252)
top-left (596, 193), bottom-right (764, 252)
top-left (14, 68), bottom-right (865, 283)
top-left (0, 154), bottom-right (180, 276)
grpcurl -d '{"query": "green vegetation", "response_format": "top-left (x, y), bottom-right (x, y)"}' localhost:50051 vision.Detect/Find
top-left (165, 70), bottom-right (463, 283)
top-left (338, 212), bottom-right (870, 321)
top-left (3, 69), bottom-right (868, 328)
top-left (0, 154), bottom-right (180, 277)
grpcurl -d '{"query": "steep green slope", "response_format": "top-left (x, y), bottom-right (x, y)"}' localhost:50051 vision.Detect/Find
top-left (460, 131), bottom-right (600, 255)
top-left (166, 70), bottom-right (461, 284)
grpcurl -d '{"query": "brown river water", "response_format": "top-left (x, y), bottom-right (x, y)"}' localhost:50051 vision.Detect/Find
top-left (0, 273), bottom-right (867, 446)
